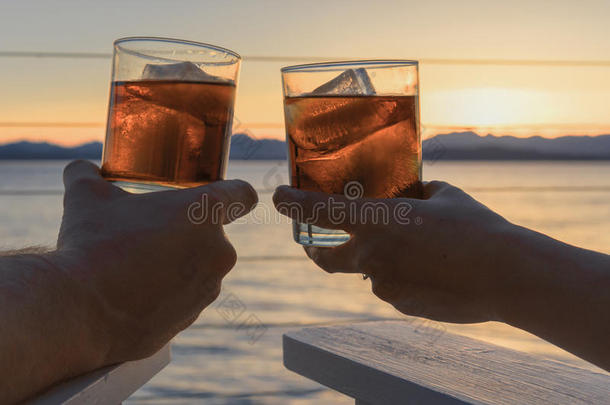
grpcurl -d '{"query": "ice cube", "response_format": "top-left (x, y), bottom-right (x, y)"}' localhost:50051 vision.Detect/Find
top-left (295, 119), bottom-right (419, 198)
top-left (107, 98), bottom-right (206, 180)
top-left (285, 96), bottom-right (410, 151)
top-left (142, 61), bottom-right (223, 82)
top-left (122, 80), bottom-right (234, 124)
top-left (311, 68), bottom-right (375, 96)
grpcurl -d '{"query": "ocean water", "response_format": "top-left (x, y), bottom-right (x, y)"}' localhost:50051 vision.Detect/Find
top-left (1, 160), bottom-right (609, 404)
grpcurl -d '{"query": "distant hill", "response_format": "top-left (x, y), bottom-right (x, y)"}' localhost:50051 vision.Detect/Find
top-left (0, 141), bottom-right (103, 159)
top-left (0, 132), bottom-right (609, 160)
top-left (0, 134), bottom-right (287, 160)
top-left (229, 133), bottom-right (286, 160)
top-left (422, 132), bottom-right (610, 160)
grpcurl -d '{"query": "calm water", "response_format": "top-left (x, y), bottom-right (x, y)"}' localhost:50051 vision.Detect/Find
top-left (1, 160), bottom-right (609, 404)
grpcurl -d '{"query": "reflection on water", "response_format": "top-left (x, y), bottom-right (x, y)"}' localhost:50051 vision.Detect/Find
top-left (0, 160), bottom-right (609, 403)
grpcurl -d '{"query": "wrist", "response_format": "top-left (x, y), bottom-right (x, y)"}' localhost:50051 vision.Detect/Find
top-left (481, 222), bottom-right (547, 323)
top-left (43, 251), bottom-right (114, 370)
top-left (487, 223), bottom-right (567, 326)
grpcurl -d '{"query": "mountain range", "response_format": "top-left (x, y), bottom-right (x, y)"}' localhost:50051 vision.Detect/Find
top-left (422, 132), bottom-right (610, 160)
top-left (0, 141), bottom-right (103, 160)
top-left (0, 132), bottom-right (609, 160)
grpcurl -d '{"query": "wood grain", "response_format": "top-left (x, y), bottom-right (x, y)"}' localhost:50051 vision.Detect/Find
top-left (284, 321), bottom-right (610, 404)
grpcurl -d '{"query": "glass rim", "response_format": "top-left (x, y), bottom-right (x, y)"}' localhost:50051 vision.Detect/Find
top-left (113, 36), bottom-right (241, 62)
top-left (281, 59), bottom-right (418, 73)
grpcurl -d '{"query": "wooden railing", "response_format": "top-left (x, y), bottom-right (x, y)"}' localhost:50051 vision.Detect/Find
top-left (25, 345), bottom-right (170, 405)
top-left (283, 321), bottom-right (610, 404)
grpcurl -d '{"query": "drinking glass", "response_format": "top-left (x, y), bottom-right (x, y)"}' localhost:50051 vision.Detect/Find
top-left (281, 60), bottom-right (421, 246)
top-left (101, 37), bottom-right (241, 192)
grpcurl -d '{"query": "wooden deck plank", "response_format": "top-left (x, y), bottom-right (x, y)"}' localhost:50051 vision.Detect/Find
top-left (26, 344), bottom-right (170, 405)
top-left (283, 321), bottom-right (610, 405)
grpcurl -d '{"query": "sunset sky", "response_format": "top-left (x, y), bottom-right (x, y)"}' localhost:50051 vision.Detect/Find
top-left (1, 0), bottom-right (610, 145)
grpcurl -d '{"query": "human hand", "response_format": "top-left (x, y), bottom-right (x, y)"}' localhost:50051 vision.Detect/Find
top-left (273, 181), bottom-right (517, 323)
top-left (51, 160), bottom-right (257, 364)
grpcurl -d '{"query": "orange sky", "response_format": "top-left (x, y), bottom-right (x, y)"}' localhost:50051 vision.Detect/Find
top-left (1, 0), bottom-right (610, 145)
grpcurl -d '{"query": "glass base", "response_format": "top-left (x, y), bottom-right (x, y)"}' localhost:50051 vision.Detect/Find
top-left (293, 222), bottom-right (350, 247)
top-left (109, 180), bottom-right (177, 194)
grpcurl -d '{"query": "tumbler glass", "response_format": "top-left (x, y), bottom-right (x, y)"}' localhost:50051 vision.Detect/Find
top-left (281, 60), bottom-right (421, 246)
top-left (102, 37), bottom-right (241, 192)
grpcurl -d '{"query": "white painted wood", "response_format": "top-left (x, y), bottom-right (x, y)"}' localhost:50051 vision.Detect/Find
top-left (283, 321), bottom-right (610, 405)
top-left (26, 344), bottom-right (170, 405)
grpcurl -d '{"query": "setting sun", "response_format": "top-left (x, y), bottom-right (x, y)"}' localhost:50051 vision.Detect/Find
top-left (426, 87), bottom-right (548, 128)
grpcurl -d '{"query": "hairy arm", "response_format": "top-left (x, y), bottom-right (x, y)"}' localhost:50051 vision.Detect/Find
top-left (0, 250), bottom-right (108, 403)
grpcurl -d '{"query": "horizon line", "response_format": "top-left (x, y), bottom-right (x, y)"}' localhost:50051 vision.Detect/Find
top-left (3, 122), bottom-right (610, 130)
top-left (1, 131), bottom-right (609, 147)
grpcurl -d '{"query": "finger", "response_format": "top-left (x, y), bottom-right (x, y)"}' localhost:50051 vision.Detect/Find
top-left (179, 179), bottom-right (258, 225)
top-left (370, 278), bottom-right (430, 315)
top-left (62, 160), bottom-right (124, 204)
top-left (63, 160), bottom-right (104, 190)
top-left (273, 186), bottom-right (361, 231)
top-left (303, 238), bottom-right (359, 274)
top-left (273, 186), bottom-right (424, 231)
top-left (422, 180), bottom-right (463, 200)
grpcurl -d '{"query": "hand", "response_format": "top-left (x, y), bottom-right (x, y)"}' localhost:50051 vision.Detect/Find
top-left (51, 160), bottom-right (257, 364)
top-left (273, 181), bottom-right (516, 323)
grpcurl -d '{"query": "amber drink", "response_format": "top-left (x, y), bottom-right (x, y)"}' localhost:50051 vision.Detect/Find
top-left (101, 37), bottom-right (241, 192)
top-left (282, 61), bottom-right (421, 246)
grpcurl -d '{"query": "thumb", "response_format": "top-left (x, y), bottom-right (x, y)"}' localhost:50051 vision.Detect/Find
top-left (178, 179), bottom-right (259, 225)
top-left (63, 160), bottom-right (104, 190)
top-left (62, 160), bottom-right (124, 205)
top-left (273, 186), bottom-right (360, 231)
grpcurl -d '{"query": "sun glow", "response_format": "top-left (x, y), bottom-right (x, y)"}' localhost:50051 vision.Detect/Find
top-left (423, 87), bottom-right (552, 129)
